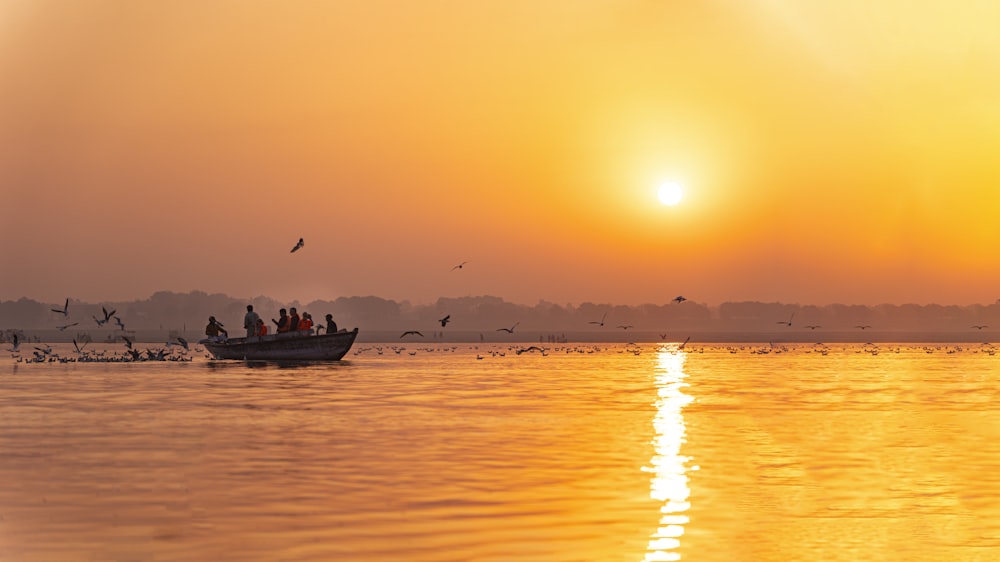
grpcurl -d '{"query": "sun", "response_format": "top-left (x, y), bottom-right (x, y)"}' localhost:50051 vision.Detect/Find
top-left (657, 181), bottom-right (684, 206)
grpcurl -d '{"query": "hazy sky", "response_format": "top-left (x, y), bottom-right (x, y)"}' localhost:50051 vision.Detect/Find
top-left (3, 1), bottom-right (1000, 307)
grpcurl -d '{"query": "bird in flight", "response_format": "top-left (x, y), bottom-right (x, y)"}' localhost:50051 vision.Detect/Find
top-left (616, 325), bottom-right (633, 330)
top-left (291, 238), bottom-right (304, 253)
top-left (114, 316), bottom-right (126, 331)
top-left (496, 322), bottom-right (520, 334)
top-left (678, 335), bottom-right (692, 350)
top-left (122, 335), bottom-right (134, 349)
top-left (659, 333), bottom-right (668, 340)
top-left (51, 298), bottom-right (69, 316)
top-left (56, 322), bottom-right (79, 332)
top-left (972, 325), bottom-right (989, 330)
top-left (400, 330), bottom-right (424, 338)
top-left (673, 296), bottom-right (687, 304)
top-left (451, 261), bottom-right (468, 271)
top-left (72, 339), bottom-right (88, 354)
top-left (588, 312), bottom-right (608, 327)
top-left (855, 325), bottom-right (871, 330)
top-left (439, 315), bottom-right (451, 327)
top-left (776, 313), bottom-right (794, 327)
top-left (804, 325), bottom-right (821, 330)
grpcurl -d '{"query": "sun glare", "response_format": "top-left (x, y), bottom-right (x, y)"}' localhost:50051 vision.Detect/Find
top-left (658, 182), bottom-right (684, 206)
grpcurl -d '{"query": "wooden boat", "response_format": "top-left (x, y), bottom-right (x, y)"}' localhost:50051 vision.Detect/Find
top-left (200, 328), bottom-right (359, 361)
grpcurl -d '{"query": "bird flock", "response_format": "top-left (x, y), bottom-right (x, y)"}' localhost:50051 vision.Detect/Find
top-left (7, 237), bottom-right (996, 364)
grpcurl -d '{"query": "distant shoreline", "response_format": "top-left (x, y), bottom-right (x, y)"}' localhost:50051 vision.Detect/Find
top-left (6, 329), bottom-right (998, 345)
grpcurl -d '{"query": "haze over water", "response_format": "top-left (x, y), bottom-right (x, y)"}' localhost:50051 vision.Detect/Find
top-left (2, 342), bottom-right (998, 561)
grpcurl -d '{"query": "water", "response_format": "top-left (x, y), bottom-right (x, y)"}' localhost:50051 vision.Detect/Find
top-left (2, 342), bottom-right (1000, 561)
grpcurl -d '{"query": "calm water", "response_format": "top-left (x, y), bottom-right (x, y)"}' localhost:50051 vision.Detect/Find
top-left (2, 342), bottom-right (1000, 561)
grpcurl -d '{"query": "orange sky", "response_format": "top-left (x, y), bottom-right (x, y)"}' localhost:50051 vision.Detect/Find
top-left (3, 1), bottom-right (1000, 307)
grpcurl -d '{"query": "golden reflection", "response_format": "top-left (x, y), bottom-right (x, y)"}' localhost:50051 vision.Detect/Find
top-left (643, 350), bottom-right (694, 562)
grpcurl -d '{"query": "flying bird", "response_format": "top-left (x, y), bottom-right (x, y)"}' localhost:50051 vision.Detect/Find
top-left (972, 325), bottom-right (989, 330)
top-left (400, 330), bottom-right (424, 338)
top-left (451, 261), bottom-right (468, 271)
top-left (439, 315), bottom-right (451, 327)
top-left (291, 237), bottom-right (304, 253)
top-left (102, 307), bottom-right (116, 323)
top-left (122, 335), bottom-right (133, 349)
top-left (673, 296), bottom-right (687, 304)
top-left (855, 325), bottom-right (872, 330)
top-left (93, 315), bottom-right (107, 327)
top-left (588, 312), bottom-right (608, 327)
top-left (176, 337), bottom-right (189, 350)
top-left (496, 322), bottom-right (520, 334)
top-left (678, 336), bottom-right (692, 350)
top-left (114, 316), bottom-right (126, 330)
top-left (56, 322), bottom-right (79, 331)
top-left (72, 339), bottom-right (87, 353)
top-left (776, 313), bottom-right (795, 327)
top-left (51, 298), bottom-right (69, 316)
top-left (616, 325), bottom-right (634, 330)
top-left (804, 325), bottom-right (821, 330)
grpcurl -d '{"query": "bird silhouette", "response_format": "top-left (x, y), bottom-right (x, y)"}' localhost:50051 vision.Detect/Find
top-left (659, 333), bottom-right (668, 340)
top-left (72, 339), bottom-right (87, 353)
top-left (804, 325), bottom-right (821, 330)
top-left (451, 261), bottom-right (468, 271)
top-left (56, 322), bottom-right (79, 331)
top-left (51, 298), bottom-right (69, 316)
top-left (678, 336), bottom-right (691, 350)
top-left (673, 296), bottom-right (687, 304)
top-left (114, 316), bottom-right (126, 330)
top-left (776, 313), bottom-right (794, 327)
top-left (102, 307), bottom-right (116, 323)
top-left (496, 322), bottom-right (520, 334)
top-left (122, 335), bottom-right (133, 349)
top-left (588, 312), bottom-right (608, 327)
top-left (972, 325), bottom-right (989, 330)
top-left (855, 325), bottom-right (871, 330)
top-left (617, 325), bottom-right (634, 330)
top-left (400, 330), bottom-right (424, 338)
top-left (439, 315), bottom-right (451, 327)
top-left (291, 238), bottom-right (304, 253)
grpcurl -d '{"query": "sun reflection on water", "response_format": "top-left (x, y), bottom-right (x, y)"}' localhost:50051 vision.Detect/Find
top-left (643, 350), bottom-right (695, 562)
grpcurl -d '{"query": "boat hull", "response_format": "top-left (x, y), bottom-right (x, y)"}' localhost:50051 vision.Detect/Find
top-left (201, 328), bottom-right (359, 361)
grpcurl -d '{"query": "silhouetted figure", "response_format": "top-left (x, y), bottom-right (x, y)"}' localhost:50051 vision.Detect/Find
top-left (291, 237), bottom-right (304, 253)
top-left (273, 308), bottom-right (289, 333)
top-left (244, 305), bottom-right (261, 337)
top-left (206, 316), bottom-right (228, 341)
top-left (325, 313), bottom-right (338, 334)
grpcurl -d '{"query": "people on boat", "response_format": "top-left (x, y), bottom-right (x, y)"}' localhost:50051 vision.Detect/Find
top-left (299, 312), bottom-right (313, 332)
top-left (256, 317), bottom-right (268, 336)
top-left (273, 308), bottom-right (289, 332)
top-left (244, 305), bottom-right (260, 338)
top-left (205, 316), bottom-right (228, 341)
top-left (325, 313), bottom-right (338, 334)
top-left (288, 307), bottom-right (300, 331)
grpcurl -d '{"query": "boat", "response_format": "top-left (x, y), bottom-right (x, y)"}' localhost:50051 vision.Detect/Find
top-left (200, 328), bottom-right (359, 361)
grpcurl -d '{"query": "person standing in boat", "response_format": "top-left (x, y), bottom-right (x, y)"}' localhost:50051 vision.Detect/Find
top-left (243, 305), bottom-right (260, 338)
top-left (256, 317), bottom-right (268, 336)
top-left (205, 316), bottom-right (228, 341)
top-left (299, 312), bottom-right (313, 332)
top-left (324, 313), bottom-right (338, 334)
top-left (273, 308), bottom-right (289, 333)
top-left (288, 307), bottom-right (301, 331)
